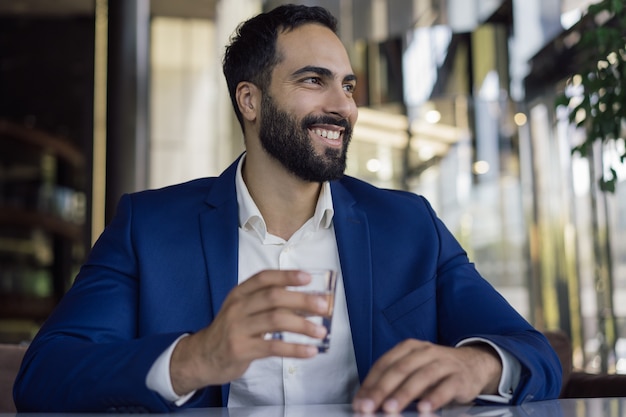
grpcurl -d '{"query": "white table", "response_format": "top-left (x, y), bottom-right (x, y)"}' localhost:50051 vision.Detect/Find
top-left (181, 398), bottom-right (624, 417)
top-left (6, 398), bottom-right (626, 416)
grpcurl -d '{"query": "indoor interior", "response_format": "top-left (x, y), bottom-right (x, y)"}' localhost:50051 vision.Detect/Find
top-left (1, 0), bottom-right (625, 379)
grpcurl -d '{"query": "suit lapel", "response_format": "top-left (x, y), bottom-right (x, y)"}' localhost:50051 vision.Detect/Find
top-left (200, 159), bottom-right (240, 316)
top-left (198, 159), bottom-right (241, 405)
top-left (331, 181), bottom-right (373, 382)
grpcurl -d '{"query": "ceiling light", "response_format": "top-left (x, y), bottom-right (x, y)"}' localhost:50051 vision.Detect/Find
top-left (424, 110), bottom-right (441, 124)
top-left (514, 112), bottom-right (527, 126)
top-left (473, 160), bottom-right (490, 175)
top-left (366, 158), bottom-right (382, 172)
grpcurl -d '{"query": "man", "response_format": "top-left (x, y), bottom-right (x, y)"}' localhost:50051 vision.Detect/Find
top-left (13, 4), bottom-right (561, 413)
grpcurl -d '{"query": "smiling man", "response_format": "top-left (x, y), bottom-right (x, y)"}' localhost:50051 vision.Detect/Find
top-left (14, 4), bottom-right (561, 414)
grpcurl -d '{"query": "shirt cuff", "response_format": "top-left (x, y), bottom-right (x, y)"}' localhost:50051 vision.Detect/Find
top-left (146, 334), bottom-right (196, 406)
top-left (456, 337), bottom-right (521, 404)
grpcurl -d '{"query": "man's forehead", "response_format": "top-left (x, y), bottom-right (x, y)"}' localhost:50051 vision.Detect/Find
top-left (275, 24), bottom-right (354, 76)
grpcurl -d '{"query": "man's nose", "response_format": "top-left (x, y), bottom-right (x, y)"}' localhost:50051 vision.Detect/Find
top-left (323, 84), bottom-right (356, 121)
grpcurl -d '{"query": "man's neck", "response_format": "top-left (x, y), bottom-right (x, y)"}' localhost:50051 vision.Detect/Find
top-left (242, 154), bottom-right (322, 241)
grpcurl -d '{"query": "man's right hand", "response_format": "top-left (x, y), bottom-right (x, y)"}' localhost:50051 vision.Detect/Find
top-left (169, 270), bottom-right (329, 396)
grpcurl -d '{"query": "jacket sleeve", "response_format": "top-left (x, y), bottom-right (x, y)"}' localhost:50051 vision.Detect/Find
top-left (423, 198), bottom-right (563, 403)
top-left (13, 194), bottom-right (195, 412)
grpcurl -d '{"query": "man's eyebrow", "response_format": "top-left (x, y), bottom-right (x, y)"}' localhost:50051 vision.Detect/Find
top-left (292, 65), bottom-right (357, 82)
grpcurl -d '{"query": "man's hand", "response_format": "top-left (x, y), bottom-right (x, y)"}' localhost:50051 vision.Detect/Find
top-left (169, 270), bottom-right (329, 396)
top-left (352, 340), bottom-right (503, 414)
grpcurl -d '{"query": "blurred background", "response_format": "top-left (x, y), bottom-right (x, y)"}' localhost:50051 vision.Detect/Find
top-left (0, 0), bottom-right (624, 375)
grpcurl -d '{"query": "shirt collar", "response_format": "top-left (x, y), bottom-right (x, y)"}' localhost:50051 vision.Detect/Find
top-left (235, 154), bottom-right (334, 240)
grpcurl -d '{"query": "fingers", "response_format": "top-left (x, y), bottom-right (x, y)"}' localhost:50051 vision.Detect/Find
top-left (354, 340), bottom-right (436, 413)
top-left (229, 270), bottom-right (329, 319)
top-left (234, 284), bottom-right (330, 323)
top-left (236, 269), bottom-right (310, 296)
top-left (417, 374), bottom-right (474, 414)
top-left (214, 271), bottom-right (326, 342)
top-left (171, 269), bottom-right (334, 394)
top-left (224, 271), bottom-right (330, 340)
top-left (171, 270), bottom-right (330, 392)
top-left (246, 306), bottom-right (329, 340)
top-left (352, 341), bottom-right (495, 414)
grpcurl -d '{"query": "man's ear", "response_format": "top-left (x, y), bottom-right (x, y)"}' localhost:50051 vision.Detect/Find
top-left (236, 81), bottom-right (260, 122)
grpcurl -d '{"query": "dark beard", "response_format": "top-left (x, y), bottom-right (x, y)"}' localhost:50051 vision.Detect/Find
top-left (258, 93), bottom-right (352, 182)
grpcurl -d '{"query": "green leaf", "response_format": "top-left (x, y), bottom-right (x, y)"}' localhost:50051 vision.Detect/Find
top-left (611, 0), bottom-right (623, 14)
top-left (554, 94), bottom-right (570, 108)
top-left (599, 168), bottom-right (618, 192)
top-left (589, 2), bottom-right (608, 16)
top-left (557, 0), bottom-right (626, 193)
top-left (572, 142), bottom-right (591, 157)
top-left (600, 178), bottom-right (616, 193)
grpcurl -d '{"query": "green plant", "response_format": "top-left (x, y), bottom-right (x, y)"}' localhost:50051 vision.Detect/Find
top-left (555, 0), bottom-right (626, 192)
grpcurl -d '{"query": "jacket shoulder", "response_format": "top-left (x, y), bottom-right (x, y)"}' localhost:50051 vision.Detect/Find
top-left (122, 177), bottom-right (219, 211)
top-left (334, 175), bottom-right (432, 213)
top-left (133, 177), bottom-right (216, 199)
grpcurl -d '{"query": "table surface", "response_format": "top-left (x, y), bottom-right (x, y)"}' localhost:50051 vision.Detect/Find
top-left (3, 398), bottom-right (626, 417)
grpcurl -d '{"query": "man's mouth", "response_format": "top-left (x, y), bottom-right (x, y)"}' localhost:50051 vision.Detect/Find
top-left (310, 126), bottom-right (342, 141)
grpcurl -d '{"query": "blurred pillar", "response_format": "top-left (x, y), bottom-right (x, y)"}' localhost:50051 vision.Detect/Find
top-left (92, 0), bottom-right (108, 243)
top-left (213, 0), bottom-right (261, 166)
top-left (105, 0), bottom-right (150, 223)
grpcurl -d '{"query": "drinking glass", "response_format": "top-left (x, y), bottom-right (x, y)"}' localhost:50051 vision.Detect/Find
top-left (270, 269), bottom-right (337, 352)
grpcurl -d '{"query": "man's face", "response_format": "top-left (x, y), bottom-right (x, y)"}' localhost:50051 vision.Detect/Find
top-left (258, 23), bottom-right (358, 182)
top-left (259, 91), bottom-right (352, 182)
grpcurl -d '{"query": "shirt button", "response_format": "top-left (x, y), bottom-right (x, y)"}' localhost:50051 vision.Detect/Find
top-left (288, 365), bottom-right (297, 375)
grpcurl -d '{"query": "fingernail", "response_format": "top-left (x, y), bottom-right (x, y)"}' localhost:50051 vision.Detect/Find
top-left (296, 271), bottom-right (309, 282)
top-left (316, 297), bottom-right (329, 311)
top-left (305, 346), bottom-right (318, 356)
top-left (355, 398), bottom-right (375, 413)
top-left (418, 400), bottom-right (432, 413)
top-left (315, 325), bottom-right (327, 337)
top-left (383, 399), bottom-right (399, 413)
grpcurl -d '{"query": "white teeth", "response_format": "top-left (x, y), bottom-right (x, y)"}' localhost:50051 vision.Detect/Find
top-left (313, 128), bottom-right (340, 140)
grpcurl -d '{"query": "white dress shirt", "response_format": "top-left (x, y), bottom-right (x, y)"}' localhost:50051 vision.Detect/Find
top-left (228, 157), bottom-right (360, 406)
top-left (146, 155), bottom-right (520, 406)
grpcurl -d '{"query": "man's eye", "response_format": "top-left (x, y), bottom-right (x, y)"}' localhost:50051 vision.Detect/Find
top-left (344, 84), bottom-right (355, 93)
top-left (303, 77), bottom-right (321, 85)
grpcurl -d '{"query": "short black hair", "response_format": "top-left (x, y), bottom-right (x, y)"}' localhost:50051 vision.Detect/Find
top-left (222, 4), bottom-right (338, 131)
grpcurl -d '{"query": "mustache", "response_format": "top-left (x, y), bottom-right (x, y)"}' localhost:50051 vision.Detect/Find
top-left (301, 114), bottom-right (351, 130)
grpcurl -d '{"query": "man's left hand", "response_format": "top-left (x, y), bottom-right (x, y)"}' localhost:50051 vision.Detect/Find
top-left (352, 340), bottom-right (502, 414)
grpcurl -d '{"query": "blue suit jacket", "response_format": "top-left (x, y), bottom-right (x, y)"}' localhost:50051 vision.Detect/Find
top-left (14, 158), bottom-right (562, 412)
